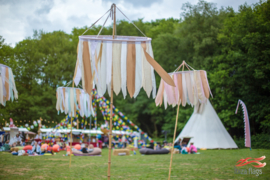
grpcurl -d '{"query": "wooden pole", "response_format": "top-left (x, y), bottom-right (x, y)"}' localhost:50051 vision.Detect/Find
top-left (69, 117), bottom-right (73, 167)
top-left (69, 81), bottom-right (75, 168)
top-left (38, 117), bottom-right (43, 138)
top-left (108, 4), bottom-right (116, 180)
top-left (77, 119), bottom-right (79, 129)
top-left (168, 102), bottom-right (180, 180)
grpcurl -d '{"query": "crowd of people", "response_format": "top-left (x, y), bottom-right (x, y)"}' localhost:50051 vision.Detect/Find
top-left (147, 139), bottom-right (197, 154)
top-left (1, 132), bottom-right (65, 156)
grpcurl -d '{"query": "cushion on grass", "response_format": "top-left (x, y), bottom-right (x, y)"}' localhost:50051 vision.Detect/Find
top-left (139, 148), bottom-right (170, 155)
top-left (73, 148), bottom-right (102, 156)
top-left (23, 145), bottom-right (33, 151)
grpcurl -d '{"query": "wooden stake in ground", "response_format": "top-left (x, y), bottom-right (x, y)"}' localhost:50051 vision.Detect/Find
top-left (38, 117), bottom-right (43, 135)
top-left (107, 4), bottom-right (116, 180)
top-left (168, 101), bottom-right (180, 180)
top-left (69, 81), bottom-right (75, 168)
top-left (69, 117), bottom-right (73, 168)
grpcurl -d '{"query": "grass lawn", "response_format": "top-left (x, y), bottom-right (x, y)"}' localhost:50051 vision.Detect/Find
top-left (0, 148), bottom-right (269, 180)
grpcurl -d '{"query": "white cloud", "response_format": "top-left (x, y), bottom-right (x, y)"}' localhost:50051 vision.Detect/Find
top-left (0, 0), bottom-right (259, 47)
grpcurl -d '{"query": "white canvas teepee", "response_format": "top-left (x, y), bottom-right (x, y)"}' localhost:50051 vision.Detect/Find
top-left (175, 100), bottom-right (238, 149)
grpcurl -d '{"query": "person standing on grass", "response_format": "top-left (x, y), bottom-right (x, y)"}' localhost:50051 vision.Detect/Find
top-left (189, 142), bottom-right (197, 154)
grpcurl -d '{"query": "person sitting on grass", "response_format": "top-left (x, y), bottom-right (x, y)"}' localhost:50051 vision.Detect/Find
top-left (41, 146), bottom-right (54, 155)
top-left (3, 140), bottom-right (10, 151)
top-left (154, 144), bottom-right (161, 150)
top-left (174, 138), bottom-right (182, 152)
top-left (10, 133), bottom-right (22, 146)
top-left (82, 144), bottom-right (94, 153)
top-left (189, 142), bottom-right (197, 154)
top-left (163, 143), bottom-right (171, 150)
top-left (181, 142), bottom-right (188, 154)
top-left (32, 141), bottom-right (41, 155)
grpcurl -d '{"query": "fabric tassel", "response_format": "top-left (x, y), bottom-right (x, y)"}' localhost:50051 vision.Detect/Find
top-left (190, 71), bottom-right (198, 106)
top-left (163, 88), bottom-right (168, 109)
top-left (173, 74), bottom-right (179, 104)
top-left (182, 73), bottom-right (187, 106)
top-left (112, 43), bottom-right (122, 95)
top-left (100, 42), bottom-right (107, 96)
top-left (203, 71), bottom-right (213, 98)
top-left (176, 73), bottom-right (183, 106)
top-left (5, 67), bottom-right (9, 101)
top-left (164, 82), bottom-right (174, 105)
top-left (0, 75), bottom-right (3, 105)
top-left (195, 70), bottom-right (206, 103)
top-left (106, 41), bottom-right (112, 85)
top-left (1, 66), bottom-right (6, 98)
top-left (126, 43), bottom-right (136, 98)
top-left (185, 72), bottom-right (193, 106)
top-left (78, 41), bottom-right (84, 90)
top-left (200, 70), bottom-right (210, 99)
top-left (97, 42), bottom-right (102, 96)
top-left (141, 43), bottom-right (152, 97)
top-left (82, 41), bottom-right (93, 95)
top-left (134, 42), bottom-right (142, 98)
top-left (56, 89), bottom-right (60, 111)
top-left (147, 42), bottom-right (156, 99)
top-left (121, 41), bottom-right (127, 99)
top-left (155, 79), bottom-right (164, 106)
top-left (56, 87), bottom-right (93, 117)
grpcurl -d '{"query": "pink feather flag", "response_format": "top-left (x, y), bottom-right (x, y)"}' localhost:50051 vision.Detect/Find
top-left (235, 100), bottom-right (251, 148)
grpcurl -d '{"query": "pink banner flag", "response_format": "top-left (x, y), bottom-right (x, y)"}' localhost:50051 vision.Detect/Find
top-left (235, 100), bottom-right (251, 148)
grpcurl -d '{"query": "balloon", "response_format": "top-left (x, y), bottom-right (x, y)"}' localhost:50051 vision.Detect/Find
top-left (53, 144), bottom-right (60, 152)
top-left (186, 147), bottom-right (190, 152)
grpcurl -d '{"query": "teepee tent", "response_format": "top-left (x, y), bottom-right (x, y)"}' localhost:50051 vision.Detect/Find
top-left (175, 100), bottom-right (238, 149)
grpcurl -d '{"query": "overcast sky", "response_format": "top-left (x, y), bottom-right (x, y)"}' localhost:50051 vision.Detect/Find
top-left (0, 0), bottom-right (259, 47)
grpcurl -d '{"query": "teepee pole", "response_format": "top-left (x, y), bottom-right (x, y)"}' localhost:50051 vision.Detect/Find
top-left (108, 4), bottom-right (116, 180)
top-left (168, 102), bottom-right (180, 180)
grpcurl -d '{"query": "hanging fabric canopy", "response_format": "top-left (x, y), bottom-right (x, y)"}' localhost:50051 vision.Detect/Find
top-left (0, 64), bottom-right (18, 106)
top-left (74, 37), bottom-right (175, 99)
top-left (155, 61), bottom-right (213, 180)
top-left (155, 61), bottom-right (212, 109)
top-left (56, 87), bottom-right (94, 118)
top-left (70, 4), bottom-right (174, 178)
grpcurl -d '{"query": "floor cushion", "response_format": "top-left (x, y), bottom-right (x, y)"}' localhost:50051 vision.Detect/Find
top-left (23, 145), bottom-right (33, 151)
top-left (73, 148), bottom-right (102, 156)
top-left (139, 148), bottom-right (170, 155)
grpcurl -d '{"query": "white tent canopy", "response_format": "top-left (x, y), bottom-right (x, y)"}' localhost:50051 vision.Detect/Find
top-left (175, 100), bottom-right (238, 149)
top-left (3, 127), bottom-right (29, 132)
top-left (40, 128), bottom-right (139, 136)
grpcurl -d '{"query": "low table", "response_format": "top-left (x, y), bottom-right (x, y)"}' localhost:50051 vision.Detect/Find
top-left (113, 148), bottom-right (130, 156)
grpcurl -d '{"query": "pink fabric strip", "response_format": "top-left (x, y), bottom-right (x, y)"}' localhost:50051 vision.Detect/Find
top-left (164, 82), bottom-right (174, 105)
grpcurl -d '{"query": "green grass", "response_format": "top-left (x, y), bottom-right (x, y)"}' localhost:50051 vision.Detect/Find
top-left (0, 149), bottom-right (269, 180)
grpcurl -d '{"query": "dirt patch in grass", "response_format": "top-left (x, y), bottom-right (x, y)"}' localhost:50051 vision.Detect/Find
top-left (180, 163), bottom-right (197, 166)
top-left (2, 167), bottom-right (32, 175)
top-left (32, 176), bottom-right (46, 179)
top-left (47, 158), bottom-right (68, 161)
